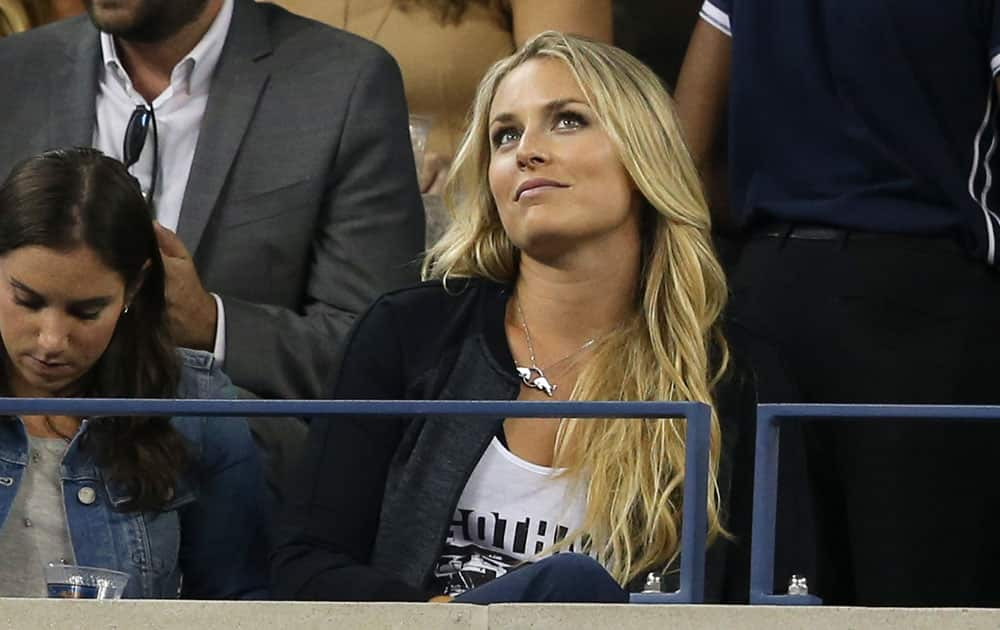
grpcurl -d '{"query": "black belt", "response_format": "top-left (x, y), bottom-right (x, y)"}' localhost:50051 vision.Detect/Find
top-left (749, 223), bottom-right (965, 256)
top-left (754, 223), bottom-right (888, 241)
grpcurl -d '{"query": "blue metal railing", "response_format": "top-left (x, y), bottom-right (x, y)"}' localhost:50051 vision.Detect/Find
top-left (749, 403), bottom-right (1000, 605)
top-left (1, 398), bottom-right (712, 604)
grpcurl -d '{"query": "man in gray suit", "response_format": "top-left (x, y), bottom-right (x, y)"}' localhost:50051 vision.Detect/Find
top-left (0, 0), bottom-right (424, 402)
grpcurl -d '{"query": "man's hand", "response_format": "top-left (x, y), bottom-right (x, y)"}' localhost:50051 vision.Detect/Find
top-left (154, 222), bottom-right (218, 351)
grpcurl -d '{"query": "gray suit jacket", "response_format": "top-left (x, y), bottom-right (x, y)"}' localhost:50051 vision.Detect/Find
top-left (0, 0), bottom-right (425, 399)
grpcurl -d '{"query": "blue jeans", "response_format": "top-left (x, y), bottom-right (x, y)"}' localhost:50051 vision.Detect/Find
top-left (453, 554), bottom-right (628, 604)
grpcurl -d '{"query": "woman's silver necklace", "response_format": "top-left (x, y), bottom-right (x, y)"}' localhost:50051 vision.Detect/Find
top-left (514, 297), bottom-right (598, 397)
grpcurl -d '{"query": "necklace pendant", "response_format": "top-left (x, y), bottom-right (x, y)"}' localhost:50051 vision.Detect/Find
top-left (515, 365), bottom-right (557, 397)
top-left (532, 374), bottom-right (556, 397)
top-left (516, 366), bottom-right (534, 384)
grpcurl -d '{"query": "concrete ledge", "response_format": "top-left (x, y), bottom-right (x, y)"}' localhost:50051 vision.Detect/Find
top-left (489, 604), bottom-right (1000, 630)
top-left (0, 600), bottom-right (486, 630)
top-left (2, 599), bottom-right (1000, 630)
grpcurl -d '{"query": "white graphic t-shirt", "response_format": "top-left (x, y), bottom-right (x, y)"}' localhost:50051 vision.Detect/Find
top-left (433, 437), bottom-right (587, 596)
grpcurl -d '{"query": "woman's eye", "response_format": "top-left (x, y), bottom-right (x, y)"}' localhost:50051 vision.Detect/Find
top-left (492, 127), bottom-right (520, 147)
top-left (555, 111), bottom-right (586, 129)
top-left (70, 309), bottom-right (102, 321)
top-left (14, 296), bottom-right (42, 311)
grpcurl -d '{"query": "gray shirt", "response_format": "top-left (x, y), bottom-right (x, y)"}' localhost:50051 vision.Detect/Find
top-left (0, 436), bottom-right (76, 597)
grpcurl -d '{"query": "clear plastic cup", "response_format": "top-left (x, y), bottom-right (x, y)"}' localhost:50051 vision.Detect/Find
top-left (44, 563), bottom-right (130, 600)
top-left (408, 115), bottom-right (433, 176)
top-left (423, 193), bottom-right (448, 247)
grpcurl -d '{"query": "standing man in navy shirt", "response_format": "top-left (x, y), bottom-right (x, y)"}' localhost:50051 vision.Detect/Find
top-left (677, 0), bottom-right (1000, 606)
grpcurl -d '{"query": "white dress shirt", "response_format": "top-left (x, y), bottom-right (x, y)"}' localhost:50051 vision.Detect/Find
top-left (93, 0), bottom-right (234, 363)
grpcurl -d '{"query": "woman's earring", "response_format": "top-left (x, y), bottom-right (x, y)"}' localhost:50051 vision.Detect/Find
top-left (123, 305), bottom-right (130, 315)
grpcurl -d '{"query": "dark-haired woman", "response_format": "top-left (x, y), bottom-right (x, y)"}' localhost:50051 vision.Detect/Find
top-left (0, 148), bottom-right (268, 598)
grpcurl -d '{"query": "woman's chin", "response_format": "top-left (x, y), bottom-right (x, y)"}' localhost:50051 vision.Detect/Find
top-left (14, 367), bottom-right (81, 398)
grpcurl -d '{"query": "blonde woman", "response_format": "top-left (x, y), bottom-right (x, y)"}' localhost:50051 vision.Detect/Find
top-left (272, 32), bottom-right (756, 603)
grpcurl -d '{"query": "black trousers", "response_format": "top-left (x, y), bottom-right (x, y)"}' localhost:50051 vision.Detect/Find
top-left (728, 230), bottom-right (1000, 606)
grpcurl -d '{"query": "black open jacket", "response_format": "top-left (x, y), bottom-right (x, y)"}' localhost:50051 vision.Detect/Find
top-left (272, 279), bottom-right (767, 602)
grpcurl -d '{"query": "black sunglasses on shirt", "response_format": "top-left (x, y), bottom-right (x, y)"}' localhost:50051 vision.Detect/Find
top-left (123, 103), bottom-right (159, 210)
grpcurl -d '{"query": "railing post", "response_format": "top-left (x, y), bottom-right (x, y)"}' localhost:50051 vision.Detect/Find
top-left (630, 402), bottom-right (710, 604)
top-left (749, 405), bottom-right (780, 604)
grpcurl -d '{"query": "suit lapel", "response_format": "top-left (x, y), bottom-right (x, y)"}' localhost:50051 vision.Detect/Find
top-left (47, 19), bottom-right (100, 149)
top-left (177, 0), bottom-right (272, 255)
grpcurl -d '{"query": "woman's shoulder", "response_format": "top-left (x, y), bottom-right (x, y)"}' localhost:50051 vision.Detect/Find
top-left (170, 349), bottom-right (251, 462)
top-left (367, 277), bottom-right (504, 312)
top-left (173, 348), bottom-right (238, 401)
top-left (352, 277), bottom-right (506, 341)
top-left (334, 277), bottom-right (509, 397)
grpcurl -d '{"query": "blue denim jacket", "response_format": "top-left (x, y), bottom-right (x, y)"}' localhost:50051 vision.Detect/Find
top-left (0, 349), bottom-right (269, 599)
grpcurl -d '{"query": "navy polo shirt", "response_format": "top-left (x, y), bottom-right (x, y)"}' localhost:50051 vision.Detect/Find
top-left (702, 0), bottom-right (1000, 264)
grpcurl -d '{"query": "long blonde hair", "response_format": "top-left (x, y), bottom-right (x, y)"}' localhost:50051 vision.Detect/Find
top-left (423, 32), bottom-right (729, 585)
